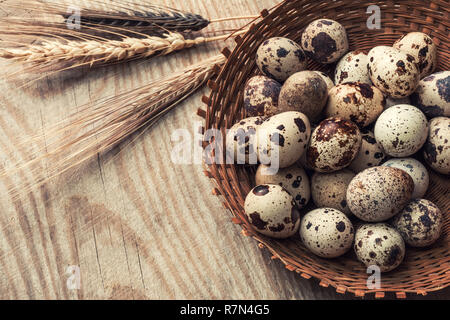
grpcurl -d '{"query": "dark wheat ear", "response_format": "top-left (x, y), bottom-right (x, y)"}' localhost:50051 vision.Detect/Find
top-left (11, 0), bottom-right (210, 33)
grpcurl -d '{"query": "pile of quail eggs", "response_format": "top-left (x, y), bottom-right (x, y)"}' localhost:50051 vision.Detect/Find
top-left (227, 19), bottom-right (449, 273)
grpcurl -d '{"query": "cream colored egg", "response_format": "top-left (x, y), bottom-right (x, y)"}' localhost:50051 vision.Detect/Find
top-left (368, 46), bottom-right (420, 98)
top-left (334, 50), bottom-right (371, 85)
top-left (257, 111), bottom-right (311, 168)
top-left (393, 32), bottom-right (437, 78)
top-left (311, 169), bottom-right (355, 216)
top-left (410, 71), bottom-right (450, 118)
top-left (325, 82), bottom-right (385, 127)
top-left (354, 223), bottom-right (405, 272)
top-left (255, 163), bottom-right (310, 209)
top-left (244, 184), bottom-right (300, 238)
top-left (306, 117), bottom-right (361, 172)
top-left (349, 129), bottom-right (388, 173)
top-left (226, 116), bottom-right (264, 164)
top-left (301, 19), bottom-right (348, 64)
top-left (346, 166), bottom-right (414, 222)
top-left (243, 75), bottom-right (281, 117)
top-left (423, 116), bottom-right (450, 175)
top-left (256, 37), bottom-right (307, 82)
top-left (374, 104), bottom-right (428, 157)
top-left (382, 158), bottom-right (429, 199)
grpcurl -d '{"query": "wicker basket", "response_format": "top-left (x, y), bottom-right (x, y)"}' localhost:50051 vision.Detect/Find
top-left (198, 0), bottom-right (450, 298)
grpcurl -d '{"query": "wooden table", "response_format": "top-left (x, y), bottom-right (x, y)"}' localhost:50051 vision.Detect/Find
top-left (0, 0), bottom-right (448, 300)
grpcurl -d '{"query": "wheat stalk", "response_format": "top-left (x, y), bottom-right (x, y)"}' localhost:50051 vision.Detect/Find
top-left (0, 54), bottom-right (226, 197)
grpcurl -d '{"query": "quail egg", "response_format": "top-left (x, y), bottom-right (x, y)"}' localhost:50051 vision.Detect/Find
top-left (313, 71), bottom-right (335, 90)
top-left (374, 104), bottom-right (428, 157)
top-left (410, 71), bottom-right (450, 118)
top-left (391, 199), bottom-right (443, 247)
top-left (423, 116), bottom-right (450, 175)
top-left (393, 32), bottom-right (437, 78)
top-left (301, 19), bottom-right (349, 64)
top-left (278, 71), bottom-right (328, 121)
top-left (300, 208), bottom-right (354, 258)
top-left (347, 166), bottom-right (414, 222)
top-left (226, 116), bottom-right (264, 164)
top-left (311, 169), bottom-right (355, 216)
top-left (306, 117), bottom-right (362, 172)
top-left (256, 37), bottom-right (307, 82)
top-left (243, 75), bottom-right (281, 117)
top-left (325, 82), bottom-right (385, 127)
top-left (354, 223), bottom-right (405, 272)
top-left (349, 129), bottom-right (388, 173)
top-left (255, 163), bottom-right (310, 209)
top-left (244, 184), bottom-right (300, 238)
top-left (368, 46), bottom-right (420, 98)
top-left (334, 50), bottom-right (371, 85)
top-left (382, 158), bottom-right (429, 199)
top-left (257, 111), bottom-right (311, 168)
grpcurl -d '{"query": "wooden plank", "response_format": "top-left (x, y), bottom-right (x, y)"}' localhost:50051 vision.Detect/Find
top-left (0, 0), bottom-right (448, 300)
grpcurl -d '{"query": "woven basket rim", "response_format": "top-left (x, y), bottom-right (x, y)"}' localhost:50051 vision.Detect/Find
top-left (199, 0), bottom-right (450, 299)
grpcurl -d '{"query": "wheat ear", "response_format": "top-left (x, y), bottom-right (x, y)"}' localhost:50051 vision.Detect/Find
top-left (0, 54), bottom-right (226, 198)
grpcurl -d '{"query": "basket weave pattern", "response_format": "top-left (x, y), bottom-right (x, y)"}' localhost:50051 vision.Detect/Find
top-left (199, 0), bottom-right (450, 298)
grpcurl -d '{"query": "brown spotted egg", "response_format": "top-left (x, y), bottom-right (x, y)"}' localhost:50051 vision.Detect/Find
top-left (392, 199), bottom-right (443, 247)
top-left (244, 184), bottom-right (300, 238)
top-left (334, 50), bottom-right (371, 85)
top-left (255, 163), bottom-right (310, 209)
top-left (368, 46), bottom-right (420, 98)
top-left (393, 32), bottom-right (437, 78)
top-left (313, 71), bottom-right (335, 90)
top-left (325, 82), bottom-right (385, 127)
top-left (374, 104), bottom-right (428, 157)
top-left (257, 111), bottom-right (311, 168)
top-left (410, 71), bottom-right (450, 118)
top-left (354, 223), bottom-right (405, 272)
top-left (278, 71), bottom-right (328, 121)
top-left (306, 117), bottom-right (362, 173)
top-left (382, 158), bottom-right (429, 199)
top-left (300, 208), bottom-right (354, 258)
top-left (256, 37), bottom-right (307, 82)
top-left (349, 129), bottom-right (388, 173)
top-left (423, 116), bottom-right (450, 175)
top-left (226, 116), bottom-right (264, 164)
top-left (301, 19), bottom-right (348, 64)
top-left (347, 166), bottom-right (414, 222)
top-left (311, 169), bottom-right (355, 216)
top-left (243, 75), bottom-right (281, 117)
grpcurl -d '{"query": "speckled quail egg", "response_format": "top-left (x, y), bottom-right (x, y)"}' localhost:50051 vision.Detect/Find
top-left (301, 19), bottom-right (348, 64)
top-left (393, 32), bottom-right (437, 78)
top-left (306, 117), bottom-right (362, 173)
top-left (385, 95), bottom-right (411, 109)
top-left (368, 46), bottom-right (420, 98)
top-left (257, 111), bottom-right (311, 168)
top-left (278, 71), bottom-right (328, 121)
top-left (334, 50), bottom-right (371, 85)
top-left (382, 158), bottom-right (429, 199)
top-left (255, 163), bottom-right (310, 209)
top-left (226, 116), bottom-right (264, 164)
top-left (391, 199), bottom-right (443, 247)
top-left (423, 116), bottom-right (450, 175)
top-left (244, 184), bottom-right (300, 238)
top-left (256, 37), bottom-right (307, 82)
top-left (313, 71), bottom-right (335, 90)
top-left (374, 104), bottom-right (428, 157)
top-left (243, 75), bottom-right (281, 117)
top-left (347, 166), bottom-right (414, 222)
top-left (300, 208), bottom-right (354, 258)
top-left (354, 223), bottom-right (405, 272)
top-left (311, 169), bottom-right (355, 216)
top-left (349, 129), bottom-right (388, 173)
top-left (325, 82), bottom-right (385, 127)
top-left (410, 71), bottom-right (450, 118)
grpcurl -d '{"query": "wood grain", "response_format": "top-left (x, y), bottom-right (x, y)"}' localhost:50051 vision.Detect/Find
top-left (0, 0), bottom-right (449, 300)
